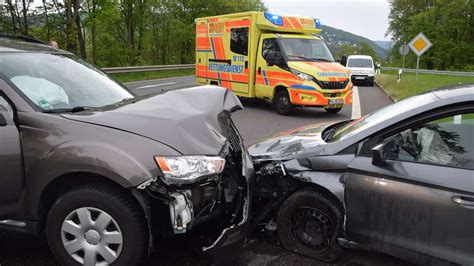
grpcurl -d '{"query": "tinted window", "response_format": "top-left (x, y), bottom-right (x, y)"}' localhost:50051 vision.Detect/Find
top-left (230, 27), bottom-right (249, 56)
top-left (0, 53), bottom-right (134, 111)
top-left (384, 113), bottom-right (474, 169)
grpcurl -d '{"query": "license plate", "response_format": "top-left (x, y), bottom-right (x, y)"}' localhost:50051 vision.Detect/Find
top-left (355, 76), bottom-right (365, 80)
top-left (329, 99), bottom-right (343, 105)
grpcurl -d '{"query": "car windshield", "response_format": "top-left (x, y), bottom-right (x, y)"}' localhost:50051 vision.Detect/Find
top-left (347, 58), bottom-right (373, 68)
top-left (279, 38), bottom-right (335, 62)
top-left (0, 53), bottom-right (134, 111)
top-left (328, 93), bottom-right (437, 142)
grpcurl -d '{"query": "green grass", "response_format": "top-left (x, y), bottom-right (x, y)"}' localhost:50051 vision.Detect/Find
top-left (110, 69), bottom-right (195, 83)
top-left (375, 72), bottom-right (474, 101)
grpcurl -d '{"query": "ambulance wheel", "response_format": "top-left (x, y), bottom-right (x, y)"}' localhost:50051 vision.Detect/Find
top-left (324, 107), bottom-right (342, 113)
top-left (274, 90), bottom-right (294, 115)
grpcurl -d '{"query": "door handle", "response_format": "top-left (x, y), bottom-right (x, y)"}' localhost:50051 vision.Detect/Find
top-left (258, 67), bottom-right (261, 75)
top-left (452, 196), bottom-right (474, 208)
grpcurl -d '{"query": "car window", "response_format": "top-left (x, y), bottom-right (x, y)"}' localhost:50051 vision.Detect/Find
top-left (383, 113), bottom-right (474, 169)
top-left (0, 95), bottom-right (14, 119)
top-left (0, 53), bottom-right (134, 111)
top-left (347, 58), bottom-right (373, 68)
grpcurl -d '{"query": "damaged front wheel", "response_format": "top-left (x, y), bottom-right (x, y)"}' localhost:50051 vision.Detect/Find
top-left (276, 189), bottom-right (343, 262)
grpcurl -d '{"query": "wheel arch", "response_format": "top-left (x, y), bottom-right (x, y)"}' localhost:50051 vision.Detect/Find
top-left (37, 172), bottom-right (150, 235)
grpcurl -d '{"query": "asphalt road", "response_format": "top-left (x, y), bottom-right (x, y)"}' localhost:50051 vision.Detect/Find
top-left (0, 76), bottom-right (403, 266)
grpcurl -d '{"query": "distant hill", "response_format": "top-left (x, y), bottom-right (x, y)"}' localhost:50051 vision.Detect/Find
top-left (320, 25), bottom-right (388, 59)
top-left (374, 40), bottom-right (394, 51)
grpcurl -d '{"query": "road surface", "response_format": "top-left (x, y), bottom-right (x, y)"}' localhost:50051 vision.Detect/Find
top-left (0, 76), bottom-right (404, 265)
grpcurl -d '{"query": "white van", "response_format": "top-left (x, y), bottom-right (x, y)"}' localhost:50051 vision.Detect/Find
top-left (345, 55), bottom-right (375, 86)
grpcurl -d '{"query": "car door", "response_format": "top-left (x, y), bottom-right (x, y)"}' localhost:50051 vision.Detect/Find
top-left (345, 110), bottom-right (474, 264)
top-left (0, 95), bottom-right (24, 218)
top-left (255, 35), bottom-right (282, 100)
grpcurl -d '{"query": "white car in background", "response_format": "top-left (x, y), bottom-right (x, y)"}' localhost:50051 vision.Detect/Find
top-left (346, 55), bottom-right (375, 86)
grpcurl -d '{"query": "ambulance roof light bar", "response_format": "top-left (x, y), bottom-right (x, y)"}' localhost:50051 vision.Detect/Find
top-left (264, 12), bottom-right (283, 26)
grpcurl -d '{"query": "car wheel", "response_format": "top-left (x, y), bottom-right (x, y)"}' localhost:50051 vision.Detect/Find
top-left (277, 189), bottom-right (343, 262)
top-left (274, 90), bottom-right (294, 115)
top-left (324, 107), bottom-right (342, 113)
top-left (46, 185), bottom-right (148, 266)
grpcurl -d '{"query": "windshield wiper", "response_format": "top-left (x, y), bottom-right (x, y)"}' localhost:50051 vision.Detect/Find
top-left (309, 58), bottom-right (333, 62)
top-left (42, 106), bottom-right (93, 113)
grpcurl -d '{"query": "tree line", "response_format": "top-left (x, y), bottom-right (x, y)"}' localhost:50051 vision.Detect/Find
top-left (0, 0), bottom-right (265, 67)
top-left (387, 0), bottom-right (473, 71)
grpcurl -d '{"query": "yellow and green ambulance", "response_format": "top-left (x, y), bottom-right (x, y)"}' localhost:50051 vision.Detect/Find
top-left (195, 11), bottom-right (352, 115)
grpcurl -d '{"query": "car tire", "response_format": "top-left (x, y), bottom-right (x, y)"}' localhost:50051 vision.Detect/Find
top-left (274, 90), bottom-right (294, 115)
top-left (45, 184), bottom-right (148, 266)
top-left (277, 189), bottom-right (343, 262)
top-left (324, 107), bottom-right (342, 113)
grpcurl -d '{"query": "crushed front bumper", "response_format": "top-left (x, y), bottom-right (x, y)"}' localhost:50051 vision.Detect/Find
top-left (202, 124), bottom-right (254, 264)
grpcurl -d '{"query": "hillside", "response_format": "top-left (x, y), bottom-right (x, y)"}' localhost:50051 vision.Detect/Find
top-left (320, 25), bottom-right (388, 59)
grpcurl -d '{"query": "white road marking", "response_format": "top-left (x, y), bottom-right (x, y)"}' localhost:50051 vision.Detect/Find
top-left (351, 86), bottom-right (361, 119)
top-left (134, 82), bottom-right (176, 89)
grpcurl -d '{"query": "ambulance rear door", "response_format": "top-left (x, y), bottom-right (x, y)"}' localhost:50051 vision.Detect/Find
top-left (196, 19), bottom-right (209, 84)
top-left (208, 15), bottom-right (251, 94)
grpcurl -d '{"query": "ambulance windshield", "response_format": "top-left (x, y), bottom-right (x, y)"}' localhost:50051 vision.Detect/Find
top-left (279, 38), bottom-right (335, 62)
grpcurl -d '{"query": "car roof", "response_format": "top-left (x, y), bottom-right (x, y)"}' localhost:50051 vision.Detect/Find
top-left (347, 55), bottom-right (373, 59)
top-left (0, 35), bottom-right (71, 54)
top-left (431, 83), bottom-right (474, 100)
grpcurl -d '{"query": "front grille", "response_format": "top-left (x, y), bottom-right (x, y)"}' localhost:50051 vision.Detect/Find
top-left (315, 79), bottom-right (349, 90)
top-left (228, 124), bottom-right (242, 153)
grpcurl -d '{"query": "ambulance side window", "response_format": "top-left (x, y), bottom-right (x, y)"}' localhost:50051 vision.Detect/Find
top-left (262, 38), bottom-right (280, 59)
top-left (230, 27), bottom-right (249, 56)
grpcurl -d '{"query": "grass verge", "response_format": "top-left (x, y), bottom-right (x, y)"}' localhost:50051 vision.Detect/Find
top-left (375, 73), bottom-right (474, 101)
top-left (110, 69), bottom-right (195, 83)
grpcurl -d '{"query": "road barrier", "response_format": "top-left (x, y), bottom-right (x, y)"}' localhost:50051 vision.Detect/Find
top-left (101, 64), bottom-right (473, 77)
top-left (380, 67), bottom-right (474, 77)
top-left (102, 64), bottom-right (195, 74)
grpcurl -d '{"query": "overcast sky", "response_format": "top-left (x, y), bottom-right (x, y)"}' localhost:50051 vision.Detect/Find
top-left (262, 0), bottom-right (392, 41)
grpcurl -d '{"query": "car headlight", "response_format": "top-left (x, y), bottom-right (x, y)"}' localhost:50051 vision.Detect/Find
top-left (155, 156), bottom-right (226, 183)
top-left (290, 68), bottom-right (313, 81)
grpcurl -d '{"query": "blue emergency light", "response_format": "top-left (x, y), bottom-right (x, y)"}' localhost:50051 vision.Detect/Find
top-left (314, 18), bottom-right (321, 29)
top-left (264, 12), bottom-right (284, 26)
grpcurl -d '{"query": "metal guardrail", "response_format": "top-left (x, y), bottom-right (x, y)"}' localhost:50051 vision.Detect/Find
top-left (102, 64), bottom-right (195, 74)
top-left (380, 67), bottom-right (474, 77)
top-left (101, 64), bottom-right (474, 77)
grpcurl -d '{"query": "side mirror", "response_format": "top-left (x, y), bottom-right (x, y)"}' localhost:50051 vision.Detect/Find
top-left (371, 143), bottom-right (389, 166)
top-left (266, 50), bottom-right (285, 67)
top-left (0, 113), bottom-right (7, 127)
top-left (340, 55), bottom-right (348, 67)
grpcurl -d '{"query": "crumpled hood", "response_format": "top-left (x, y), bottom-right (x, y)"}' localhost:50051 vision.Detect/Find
top-left (249, 121), bottom-right (334, 161)
top-left (288, 61), bottom-right (349, 81)
top-left (62, 86), bottom-right (243, 155)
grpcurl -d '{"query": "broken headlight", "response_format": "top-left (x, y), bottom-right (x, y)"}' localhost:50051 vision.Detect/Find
top-left (155, 156), bottom-right (226, 184)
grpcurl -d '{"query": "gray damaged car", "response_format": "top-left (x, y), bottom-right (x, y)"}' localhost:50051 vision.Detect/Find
top-left (0, 35), bottom-right (253, 265)
top-left (249, 84), bottom-right (474, 265)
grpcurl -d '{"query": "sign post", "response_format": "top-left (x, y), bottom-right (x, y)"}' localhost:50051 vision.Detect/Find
top-left (399, 43), bottom-right (409, 72)
top-left (408, 32), bottom-right (432, 80)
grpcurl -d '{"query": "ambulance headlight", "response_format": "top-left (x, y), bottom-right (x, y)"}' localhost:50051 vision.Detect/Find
top-left (290, 68), bottom-right (313, 81)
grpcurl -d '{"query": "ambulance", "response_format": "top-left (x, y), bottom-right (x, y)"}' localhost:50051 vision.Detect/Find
top-left (195, 12), bottom-right (352, 115)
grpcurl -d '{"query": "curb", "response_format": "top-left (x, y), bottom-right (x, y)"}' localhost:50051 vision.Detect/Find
top-left (374, 80), bottom-right (396, 103)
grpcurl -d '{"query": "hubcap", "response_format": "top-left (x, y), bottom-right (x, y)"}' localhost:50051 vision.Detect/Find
top-left (292, 207), bottom-right (333, 251)
top-left (278, 95), bottom-right (289, 111)
top-left (61, 207), bottom-right (123, 266)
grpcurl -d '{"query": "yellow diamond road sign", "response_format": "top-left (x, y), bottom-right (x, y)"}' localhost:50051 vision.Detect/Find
top-left (409, 32), bottom-right (432, 56)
